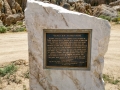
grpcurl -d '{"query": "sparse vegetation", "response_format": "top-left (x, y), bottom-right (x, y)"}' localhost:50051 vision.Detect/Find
top-left (0, 64), bottom-right (17, 77)
top-left (99, 15), bottom-right (111, 21)
top-left (0, 26), bottom-right (7, 33)
top-left (112, 12), bottom-right (120, 24)
top-left (6, 26), bottom-right (11, 31)
top-left (99, 12), bottom-right (120, 24)
top-left (23, 85), bottom-right (27, 90)
top-left (0, 60), bottom-right (29, 89)
top-left (0, 20), bottom-right (26, 33)
top-left (16, 21), bottom-right (23, 25)
top-left (23, 70), bottom-right (29, 79)
top-left (15, 27), bottom-right (26, 32)
top-left (103, 74), bottom-right (120, 85)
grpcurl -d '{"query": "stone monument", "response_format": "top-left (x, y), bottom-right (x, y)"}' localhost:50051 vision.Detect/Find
top-left (25, 0), bottom-right (111, 90)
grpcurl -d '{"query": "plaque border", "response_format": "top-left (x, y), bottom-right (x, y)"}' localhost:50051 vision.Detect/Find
top-left (43, 29), bottom-right (92, 70)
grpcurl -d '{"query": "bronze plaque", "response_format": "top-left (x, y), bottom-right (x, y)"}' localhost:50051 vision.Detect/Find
top-left (43, 29), bottom-right (92, 70)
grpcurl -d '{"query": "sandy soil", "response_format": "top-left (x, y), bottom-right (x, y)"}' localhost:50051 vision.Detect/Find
top-left (0, 32), bottom-right (28, 63)
top-left (0, 23), bottom-right (120, 90)
top-left (0, 32), bottom-right (29, 90)
top-left (0, 60), bottom-right (29, 90)
top-left (103, 23), bottom-right (120, 90)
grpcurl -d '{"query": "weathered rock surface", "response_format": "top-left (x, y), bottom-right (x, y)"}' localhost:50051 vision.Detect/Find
top-left (4, 0), bottom-right (12, 15)
top-left (93, 4), bottom-right (118, 18)
top-left (0, 0), bottom-right (26, 26)
top-left (67, 0), bottom-right (79, 5)
top-left (63, 3), bottom-right (70, 10)
top-left (72, 0), bottom-right (93, 15)
top-left (15, 0), bottom-right (27, 11)
top-left (109, 0), bottom-right (120, 6)
top-left (25, 0), bottom-right (110, 90)
top-left (7, 0), bottom-right (27, 11)
top-left (5, 13), bottom-right (24, 26)
top-left (112, 5), bottom-right (120, 11)
top-left (84, 0), bottom-right (117, 6)
top-left (109, 0), bottom-right (120, 11)
top-left (0, 20), bottom-right (3, 26)
top-left (0, 0), bottom-right (3, 16)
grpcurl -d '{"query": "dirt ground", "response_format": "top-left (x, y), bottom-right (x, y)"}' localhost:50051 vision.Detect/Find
top-left (0, 23), bottom-right (120, 90)
top-left (0, 32), bottom-right (29, 90)
top-left (0, 60), bottom-right (29, 90)
top-left (0, 32), bottom-right (28, 63)
top-left (103, 23), bottom-right (120, 90)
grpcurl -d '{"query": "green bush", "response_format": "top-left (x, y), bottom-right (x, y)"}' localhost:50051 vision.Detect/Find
top-left (112, 79), bottom-right (120, 84)
top-left (15, 27), bottom-right (26, 32)
top-left (103, 74), bottom-right (120, 85)
top-left (112, 12), bottom-right (120, 23)
top-left (16, 21), bottom-right (23, 25)
top-left (99, 15), bottom-right (111, 21)
top-left (0, 26), bottom-right (7, 33)
top-left (6, 26), bottom-right (12, 31)
top-left (0, 64), bottom-right (17, 77)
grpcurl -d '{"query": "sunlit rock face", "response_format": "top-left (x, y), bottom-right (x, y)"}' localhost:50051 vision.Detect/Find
top-left (25, 0), bottom-right (111, 90)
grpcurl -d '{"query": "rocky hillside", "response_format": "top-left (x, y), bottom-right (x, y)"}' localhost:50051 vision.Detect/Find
top-left (84, 0), bottom-right (118, 6)
top-left (0, 0), bottom-right (27, 26)
top-left (0, 0), bottom-right (119, 27)
top-left (7, 0), bottom-right (27, 11)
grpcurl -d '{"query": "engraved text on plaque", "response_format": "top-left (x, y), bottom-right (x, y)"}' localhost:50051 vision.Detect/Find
top-left (43, 29), bottom-right (91, 70)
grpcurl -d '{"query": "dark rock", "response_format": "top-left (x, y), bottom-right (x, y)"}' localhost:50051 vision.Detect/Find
top-left (63, 3), bottom-right (70, 10)
top-left (67, 0), bottom-right (80, 6)
top-left (84, 0), bottom-right (118, 6)
top-left (56, 0), bottom-right (63, 5)
top-left (15, 0), bottom-right (27, 11)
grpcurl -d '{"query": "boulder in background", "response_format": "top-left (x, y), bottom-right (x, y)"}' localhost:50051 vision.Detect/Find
top-left (93, 4), bottom-right (118, 18)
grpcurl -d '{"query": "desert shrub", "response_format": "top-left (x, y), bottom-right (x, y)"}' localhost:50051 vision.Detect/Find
top-left (112, 79), bottom-right (120, 84)
top-left (16, 21), bottom-right (23, 25)
top-left (99, 15), bottom-right (111, 21)
top-left (112, 12), bottom-right (120, 23)
top-left (103, 74), bottom-right (120, 85)
top-left (23, 85), bottom-right (27, 90)
top-left (103, 74), bottom-right (111, 83)
top-left (6, 25), bottom-right (13, 31)
top-left (0, 64), bottom-right (17, 77)
top-left (16, 27), bottom-right (26, 32)
top-left (23, 70), bottom-right (29, 79)
top-left (12, 27), bottom-right (26, 32)
top-left (0, 26), bottom-right (7, 33)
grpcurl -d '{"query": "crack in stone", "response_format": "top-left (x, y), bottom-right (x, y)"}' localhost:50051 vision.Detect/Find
top-left (43, 7), bottom-right (49, 14)
top-left (61, 14), bottom-right (69, 26)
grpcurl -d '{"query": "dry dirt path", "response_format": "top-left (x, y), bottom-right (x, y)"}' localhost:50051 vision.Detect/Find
top-left (0, 32), bottom-right (28, 64)
top-left (103, 23), bottom-right (120, 90)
